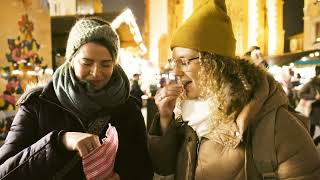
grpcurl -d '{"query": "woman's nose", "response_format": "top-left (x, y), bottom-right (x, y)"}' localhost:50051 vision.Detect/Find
top-left (173, 64), bottom-right (184, 77)
top-left (90, 64), bottom-right (102, 77)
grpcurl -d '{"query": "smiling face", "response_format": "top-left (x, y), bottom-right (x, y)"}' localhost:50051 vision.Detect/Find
top-left (71, 42), bottom-right (115, 90)
top-left (172, 47), bottom-right (201, 99)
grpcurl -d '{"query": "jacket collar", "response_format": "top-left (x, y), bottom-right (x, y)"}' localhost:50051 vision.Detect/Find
top-left (203, 75), bottom-right (288, 148)
top-left (40, 80), bottom-right (62, 106)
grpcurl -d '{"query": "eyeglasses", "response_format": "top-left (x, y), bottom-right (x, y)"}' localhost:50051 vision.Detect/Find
top-left (167, 57), bottom-right (199, 70)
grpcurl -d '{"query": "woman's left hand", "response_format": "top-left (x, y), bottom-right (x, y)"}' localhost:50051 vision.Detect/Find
top-left (105, 173), bottom-right (120, 180)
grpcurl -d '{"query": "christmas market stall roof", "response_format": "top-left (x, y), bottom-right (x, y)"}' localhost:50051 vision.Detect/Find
top-left (263, 49), bottom-right (320, 66)
top-left (51, 9), bottom-right (146, 56)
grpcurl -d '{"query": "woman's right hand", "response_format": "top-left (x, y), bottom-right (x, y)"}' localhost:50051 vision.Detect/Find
top-left (62, 132), bottom-right (101, 157)
top-left (154, 83), bottom-right (183, 133)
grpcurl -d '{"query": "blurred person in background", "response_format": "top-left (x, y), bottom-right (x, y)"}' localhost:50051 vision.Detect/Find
top-left (286, 68), bottom-right (301, 108)
top-left (298, 66), bottom-right (320, 143)
top-left (130, 73), bottom-right (145, 108)
top-left (0, 17), bottom-right (153, 180)
top-left (243, 46), bottom-right (268, 68)
top-left (148, 0), bottom-right (320, 179)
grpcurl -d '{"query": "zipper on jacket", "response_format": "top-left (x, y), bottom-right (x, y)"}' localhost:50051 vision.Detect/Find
top-left (196, 137), bottom-right (200, 154)
top-left (194, 135), bottom-right (201, 177)
top-left (39, 94), bottom-right (86, 131)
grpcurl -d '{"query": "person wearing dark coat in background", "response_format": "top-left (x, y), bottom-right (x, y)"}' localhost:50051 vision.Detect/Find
top-left (299, 66), bottom-right (320, 144)
top-left (0, 17), bottom-right (153, 180)
top-left (130, 73), bottom-right (145, 108)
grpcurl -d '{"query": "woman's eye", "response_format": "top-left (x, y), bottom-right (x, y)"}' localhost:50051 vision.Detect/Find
top-left (80, 60), bottom-right (92, 66)
top-left (102, 62), bottom-right (113, 67)
top-left (181, 61), bottom-right (188, 66)
top-left (103, 64), bottom-right (112, 68)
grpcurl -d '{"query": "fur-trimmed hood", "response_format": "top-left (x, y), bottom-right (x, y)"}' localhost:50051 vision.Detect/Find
top-left (204, 75), bottom-right (288, 148)
top-left (236, 75), bottom-right (288, 136)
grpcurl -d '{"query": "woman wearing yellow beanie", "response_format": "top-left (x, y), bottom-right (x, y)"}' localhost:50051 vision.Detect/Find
top-left (148, 0), bottom-right (320, 179)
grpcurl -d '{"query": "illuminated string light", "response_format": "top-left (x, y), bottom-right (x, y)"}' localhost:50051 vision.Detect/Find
top-left (111, 8), bottom-right (146, 54)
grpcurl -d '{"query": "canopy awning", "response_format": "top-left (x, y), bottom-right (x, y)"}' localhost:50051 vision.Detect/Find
top-left (294, 59), bottom-right (320, 65)
top-left (264, 49), bottom-right (320, 66)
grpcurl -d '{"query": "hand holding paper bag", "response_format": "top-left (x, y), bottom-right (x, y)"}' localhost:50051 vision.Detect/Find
top-left (82, 124), bottom-right (119, 180)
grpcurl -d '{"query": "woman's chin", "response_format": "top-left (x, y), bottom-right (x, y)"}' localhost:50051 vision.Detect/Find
top-left (92, 84), bottom-right (106, 91)
top-left (184, 87), bottom-right (201, 99)
top-left (185, 92), bottom-right (200, 100)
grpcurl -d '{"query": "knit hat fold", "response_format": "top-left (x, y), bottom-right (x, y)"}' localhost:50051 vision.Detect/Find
top-left (171, 0), bottom-right (236, 57)
top-left (65, 17), bottom-right (120, 62)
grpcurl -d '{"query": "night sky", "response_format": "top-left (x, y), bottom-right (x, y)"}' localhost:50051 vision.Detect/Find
top-left (102, 0), bottom-right (144, 31)
top-left (283, 0), bottom-right (304, 52)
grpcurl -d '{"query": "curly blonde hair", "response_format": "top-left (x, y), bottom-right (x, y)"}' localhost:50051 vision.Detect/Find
top-left (197, 52), bottom-right (267, 126)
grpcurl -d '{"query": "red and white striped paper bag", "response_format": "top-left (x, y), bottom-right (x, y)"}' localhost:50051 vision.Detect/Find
top-left (82, 124), bottom-right (118, 180)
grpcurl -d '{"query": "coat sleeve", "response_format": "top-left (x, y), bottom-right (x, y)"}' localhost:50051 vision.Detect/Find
top-left (114, 99), bottom-right (154, 180)
top-left (275, 108), bottom-right (320, 179)
top-left (0, 102), bottom-right (74, 179)
top-left (148, 113), bottom-right (182, 176)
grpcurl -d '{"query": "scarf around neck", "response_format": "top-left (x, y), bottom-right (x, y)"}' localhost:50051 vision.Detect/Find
top-left (181, 99), bottom-right (211, 138)
top-left (53, 62), bottom-right (129, 124)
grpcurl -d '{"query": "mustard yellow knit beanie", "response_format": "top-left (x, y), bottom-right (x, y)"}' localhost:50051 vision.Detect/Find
top-left (171, 0), bottom-right (236, 57)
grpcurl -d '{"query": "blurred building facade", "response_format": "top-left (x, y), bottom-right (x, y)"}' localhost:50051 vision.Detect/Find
top-left (289, 33), bottom-right (304, 53)
top-left (144, 0), bottom-right (285, 71)
top-left (264, 0), bottom-right (320, 94)
top-left (304, 0), bottom-right (320, 51)
top-left (288, 0), bottom-right (320, 53)
top-left (265, 0), bottom-right (320, 66)
top-left (48, 0), bottom-right (103, 16)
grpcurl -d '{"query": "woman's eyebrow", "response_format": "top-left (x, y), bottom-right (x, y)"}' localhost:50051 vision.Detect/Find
top-left (82, 58), bottom-right (113, 62)
top-left (102, 59), bottom-right (113, 62)
top-left (82, 57), bottom-right (94, 62)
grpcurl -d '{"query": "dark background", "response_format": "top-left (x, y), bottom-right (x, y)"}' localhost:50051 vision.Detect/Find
top-left (283, 0), bottom-right (304, 53)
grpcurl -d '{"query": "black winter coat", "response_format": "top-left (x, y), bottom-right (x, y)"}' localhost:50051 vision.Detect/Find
top-left (0, 82), bottom-right (153, 180)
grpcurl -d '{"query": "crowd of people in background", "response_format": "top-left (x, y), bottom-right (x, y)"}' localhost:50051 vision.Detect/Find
top-left (296, 66), bottom-right (320, 145)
